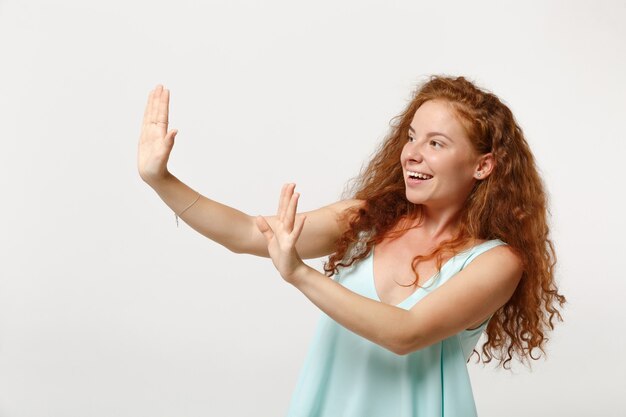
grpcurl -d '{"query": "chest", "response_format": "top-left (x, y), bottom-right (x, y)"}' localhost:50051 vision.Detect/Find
top-left (370, 236), bottom-right (490, 330)
top-left (372, 239), bottom-right (449, 307)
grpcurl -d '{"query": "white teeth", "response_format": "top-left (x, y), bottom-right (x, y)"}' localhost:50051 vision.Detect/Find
top-left (408, 171), bottom-right (433, 180)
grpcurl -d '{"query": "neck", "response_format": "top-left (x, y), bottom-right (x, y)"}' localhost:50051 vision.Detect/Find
top-left (400, 202), bottom-right (465, 241)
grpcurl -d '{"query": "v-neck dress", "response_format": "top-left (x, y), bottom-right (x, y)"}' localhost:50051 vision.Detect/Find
top-left (285, 239), bottom-right (506, 417)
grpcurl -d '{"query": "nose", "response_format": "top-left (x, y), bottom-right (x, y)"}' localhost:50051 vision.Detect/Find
top-left (404, 141), bottom-right (423, 163)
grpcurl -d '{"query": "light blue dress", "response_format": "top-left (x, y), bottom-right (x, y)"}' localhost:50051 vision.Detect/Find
top-left (285, 239), bottom-right (506, 417)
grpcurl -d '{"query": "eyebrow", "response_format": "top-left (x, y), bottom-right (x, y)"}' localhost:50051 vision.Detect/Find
top-left (408, 126), bottom-right (454, 142)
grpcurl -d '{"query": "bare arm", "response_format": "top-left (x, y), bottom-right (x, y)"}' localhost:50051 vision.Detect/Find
top-left (258, 185), bottom-right (523, 355)
top-left (147, 176), bottom-right (363, 258)
top-left (138, 85), bottom-right (363, 258)
top-left (289, 243), bottom-right (522, 355)
top-left (243, 189), bottom-right (364, 258)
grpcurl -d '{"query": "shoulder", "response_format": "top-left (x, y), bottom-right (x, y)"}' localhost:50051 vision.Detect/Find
top-left (403, 240), bottom-right (523, 353)
top-left (487, 243), bottom-right (522, 268)
top-left (467, 242), bottom-right (524, 283)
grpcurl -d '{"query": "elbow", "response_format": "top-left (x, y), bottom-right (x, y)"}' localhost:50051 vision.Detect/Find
top-left (227, 245), bottom-right (245, 255)
top-left (393, 329), bottom-right (421, 356)
top-left (392, 341), bottom-right (412, 356)
top-left (389, 336), bottom-right (411, 356)
top-left (221, 239), bottom-right (249, 254)
top-left (395, 342), bottom-right (421, 356)
top-left (227, 243), bottom-right (269, 257)
top-left (390, 313), bottom-right (420, 356)
top-left (392, 346), bottom-right (408, 356)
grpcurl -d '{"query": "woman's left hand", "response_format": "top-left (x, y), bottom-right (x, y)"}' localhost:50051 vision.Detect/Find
top-left (255, 183), bottom-right (308, 284)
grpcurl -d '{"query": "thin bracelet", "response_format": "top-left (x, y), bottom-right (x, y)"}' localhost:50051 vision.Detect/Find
top-left (175, 192), bottom-right (201, 227)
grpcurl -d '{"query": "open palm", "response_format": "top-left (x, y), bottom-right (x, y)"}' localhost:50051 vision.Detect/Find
top-left (137, 85), bottom-right (178, 184)
top-left (255, 183), bottom-right (308, 284)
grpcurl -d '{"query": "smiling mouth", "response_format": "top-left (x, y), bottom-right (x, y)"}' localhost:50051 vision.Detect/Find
top-left (407, 171), bottom-right (433, 180)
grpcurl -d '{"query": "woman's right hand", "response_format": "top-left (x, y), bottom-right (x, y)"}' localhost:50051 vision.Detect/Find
top-left (137, 85), bottom-right (178, 185)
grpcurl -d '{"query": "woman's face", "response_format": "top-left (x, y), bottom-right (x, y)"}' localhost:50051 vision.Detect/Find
top-left (400, 99), bottom-right (485, 209)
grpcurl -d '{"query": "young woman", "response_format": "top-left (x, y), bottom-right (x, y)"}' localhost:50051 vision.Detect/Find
top-left (137, 76), bottom-right (566, 416)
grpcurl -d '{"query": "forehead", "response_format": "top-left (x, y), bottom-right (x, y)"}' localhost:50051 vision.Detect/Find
top-left (409, 99), bottom-right (469, 139)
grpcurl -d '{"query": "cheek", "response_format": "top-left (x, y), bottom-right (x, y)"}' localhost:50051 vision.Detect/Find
top-left (432, 152), bottom-right (467, 172)
top-left (426, 153), bottom-right (445, 170)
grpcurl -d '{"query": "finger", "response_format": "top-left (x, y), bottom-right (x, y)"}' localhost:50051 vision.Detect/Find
top-left (150, 85), bottom-right (163, 124)
top-left (154, 88), bottom-right (169, 137)
top-left (255, 215), bottom-right (274, 242)
top-left (292, 215), bottom-right (307, 241)
top-left (164, 129), bottom-right (178, 149)
top-left (157, 88), bottom-right (170, 126)
top-left (276, 183), bottom-right (287, 218)
top-left (277, 183), bottom-right (294, 222)
top-left (142, 88), bottom-right (155, 126)
top-left (285, 191), bottom-right (300, 232)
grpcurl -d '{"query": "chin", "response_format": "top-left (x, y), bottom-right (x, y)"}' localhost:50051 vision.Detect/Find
top-left (405, 191), bottom-right (425, 205)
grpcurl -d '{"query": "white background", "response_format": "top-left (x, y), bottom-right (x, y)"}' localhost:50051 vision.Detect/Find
top-left (1, 0), bottom-right (624, 416)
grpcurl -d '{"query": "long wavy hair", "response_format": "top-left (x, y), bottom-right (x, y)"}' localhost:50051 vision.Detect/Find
top-left (323, 75), bottom-right (566, 370)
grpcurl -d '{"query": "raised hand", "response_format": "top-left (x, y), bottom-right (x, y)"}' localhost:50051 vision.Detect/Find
top-left (255, 183), bottom-right (308, 284)
top-left (137, 85), bottom-right (179, 184)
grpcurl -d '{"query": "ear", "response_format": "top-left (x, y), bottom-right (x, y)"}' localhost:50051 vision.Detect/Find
top-left (474, 152), bottom-right (495, 180)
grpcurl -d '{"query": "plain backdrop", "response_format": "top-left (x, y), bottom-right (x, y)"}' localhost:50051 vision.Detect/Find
top-left (1, 0), bottom-right (625, 416)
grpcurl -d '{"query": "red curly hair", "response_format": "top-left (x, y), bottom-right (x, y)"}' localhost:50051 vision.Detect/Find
top-left (323, 75), bottom-right (566, 370)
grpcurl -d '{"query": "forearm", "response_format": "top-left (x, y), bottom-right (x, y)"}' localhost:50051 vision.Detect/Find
top-left (147, 173), bottom-right (259, 254)
top-left (292, 264), bottom-right (411, 355)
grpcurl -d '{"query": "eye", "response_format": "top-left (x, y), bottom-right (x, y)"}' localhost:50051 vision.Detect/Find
top-left (429, 140), bottom-right (443, 148)
top-left (407, 135), bottom-right (415, 142)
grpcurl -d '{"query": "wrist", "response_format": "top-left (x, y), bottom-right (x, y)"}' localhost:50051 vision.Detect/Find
top-left (289, 262), bottom-right (314, 288)
top-left (145, 171), bottom-right (176, 189)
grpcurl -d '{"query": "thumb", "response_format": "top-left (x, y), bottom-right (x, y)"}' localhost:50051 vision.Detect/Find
top-left (165, 129), bottom-right (178, 147)
top-left (255, 215), bottom-right (274, 242)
